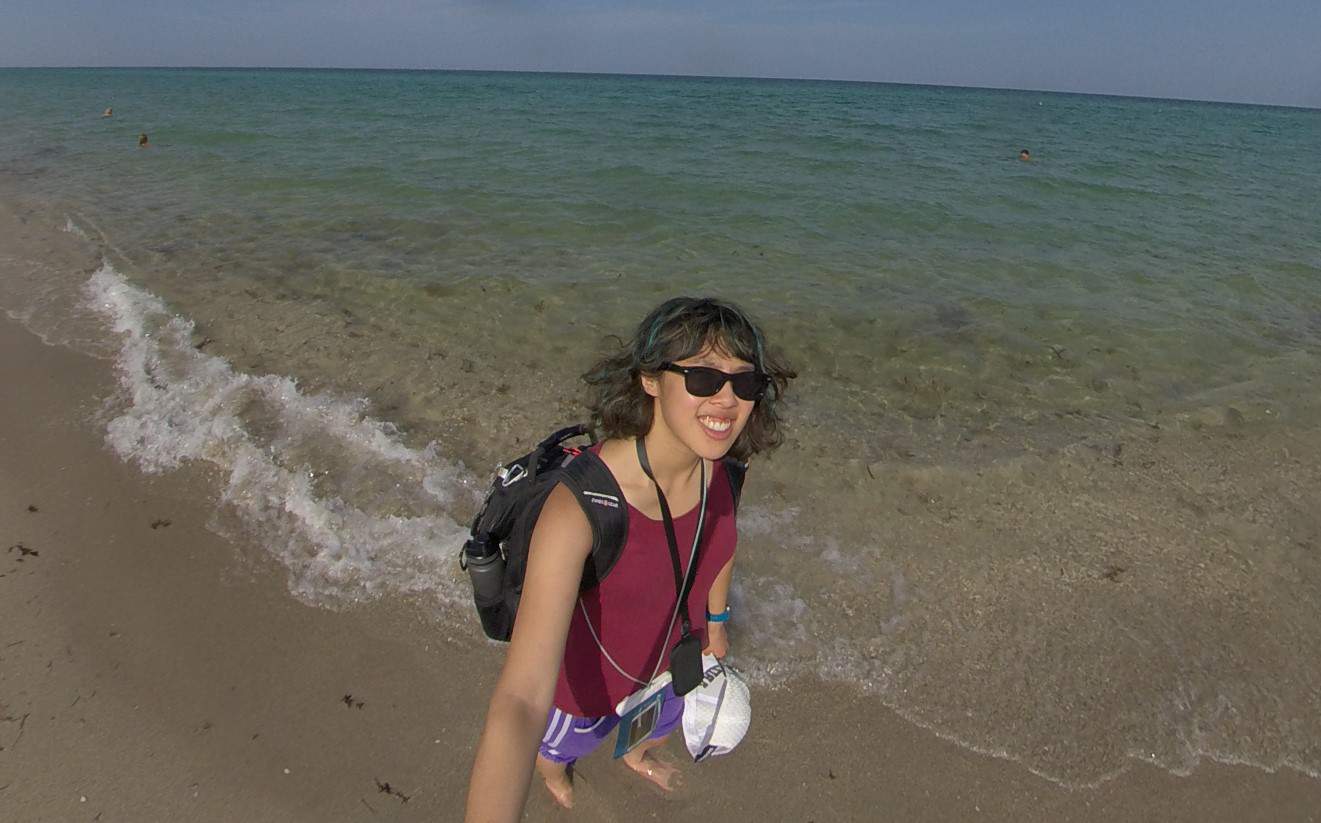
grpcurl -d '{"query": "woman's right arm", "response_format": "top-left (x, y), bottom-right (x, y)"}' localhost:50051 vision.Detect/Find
top-left (463, 483), bottom-right (593, 823)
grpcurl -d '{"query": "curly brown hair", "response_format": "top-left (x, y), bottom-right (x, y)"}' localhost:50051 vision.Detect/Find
top-left (582, 297), bottom-right (795, 461)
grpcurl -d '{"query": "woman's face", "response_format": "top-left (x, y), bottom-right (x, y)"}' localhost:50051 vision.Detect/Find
top-left (642, 343), bottom-right (757, 462)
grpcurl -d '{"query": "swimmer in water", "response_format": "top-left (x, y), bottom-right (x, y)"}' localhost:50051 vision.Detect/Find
top-left (1019, 149), bottom-right (1031, 162)
top-left (138, 133), bottom-right (150, 148)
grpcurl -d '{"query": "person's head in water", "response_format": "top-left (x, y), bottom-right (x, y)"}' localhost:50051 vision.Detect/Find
top-left (582, 297), bottom-right (795, 462)
top-left (102, 107), bottom-right (113, 118)
top-left (138, 133), bottom-right (149, 148)
top-left (1019, 148), bottom-right (1031, 161)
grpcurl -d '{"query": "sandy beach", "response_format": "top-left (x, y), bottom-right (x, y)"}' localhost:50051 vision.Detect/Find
top-left (3, 290), bottom-right (1320, 820)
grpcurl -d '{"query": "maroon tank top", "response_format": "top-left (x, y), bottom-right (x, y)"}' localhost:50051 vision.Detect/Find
top-left (552, 458), bottom-right (737, 717)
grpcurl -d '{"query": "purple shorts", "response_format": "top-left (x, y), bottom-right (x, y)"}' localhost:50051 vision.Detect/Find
top-left (538, 684), bottom-right (684, 765)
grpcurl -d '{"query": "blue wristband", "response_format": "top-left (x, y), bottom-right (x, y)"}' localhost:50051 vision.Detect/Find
top-left (706, 607), bottom-right (731, 623)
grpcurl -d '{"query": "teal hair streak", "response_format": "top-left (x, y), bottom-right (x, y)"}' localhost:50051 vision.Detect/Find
top-left (641, 299), bottom-right (687, 359)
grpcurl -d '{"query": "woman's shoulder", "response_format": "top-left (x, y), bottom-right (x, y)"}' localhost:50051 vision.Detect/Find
top-left (531, 481), bottom-right (594, 559)
top-left (593, 438), bottom-right (652, 503)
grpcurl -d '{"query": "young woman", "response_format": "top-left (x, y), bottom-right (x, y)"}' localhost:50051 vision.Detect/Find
top-left (464, 297), bottom-right (793, 821)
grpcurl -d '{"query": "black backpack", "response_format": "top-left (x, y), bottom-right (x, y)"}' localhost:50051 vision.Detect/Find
top-left (460, 424), bottom-right (746, 641)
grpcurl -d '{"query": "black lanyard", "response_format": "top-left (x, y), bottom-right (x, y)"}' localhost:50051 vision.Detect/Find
top-left (635, 438), bottom-right (706, 641)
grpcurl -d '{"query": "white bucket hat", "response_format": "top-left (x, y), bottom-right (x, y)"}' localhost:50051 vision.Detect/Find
top-left (682, 655), bottom-right (751, 761)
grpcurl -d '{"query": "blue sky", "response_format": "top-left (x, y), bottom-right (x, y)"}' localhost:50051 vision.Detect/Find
top-left (3, 1), bottom-right (1319, 107)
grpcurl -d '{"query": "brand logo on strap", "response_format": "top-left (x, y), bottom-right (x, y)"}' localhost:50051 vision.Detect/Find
top-left (582, 491), bottom-right (619, 508)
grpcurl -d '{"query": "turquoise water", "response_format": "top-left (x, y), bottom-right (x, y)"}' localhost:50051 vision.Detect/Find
top-left (4, 68), bottom-right (1320, 453)
top-left (4, 69), bottom-right (1320, 378)
top-left (3, 68), bottom-right (1321, 787)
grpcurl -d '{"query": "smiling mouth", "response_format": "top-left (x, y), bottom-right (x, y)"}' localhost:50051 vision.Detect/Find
top-left (700, 415), bottom-right (733, 433)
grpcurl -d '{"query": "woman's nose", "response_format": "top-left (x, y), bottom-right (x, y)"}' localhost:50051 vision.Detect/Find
top-left (711, 379), bottom-right (739, 404)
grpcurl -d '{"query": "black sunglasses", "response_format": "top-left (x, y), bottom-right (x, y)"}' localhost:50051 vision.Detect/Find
top-left (659, 363), bottom-right (769, 401)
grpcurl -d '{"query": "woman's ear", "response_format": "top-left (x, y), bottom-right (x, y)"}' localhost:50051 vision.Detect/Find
top-left (640, 371), bottom-right (661, 398)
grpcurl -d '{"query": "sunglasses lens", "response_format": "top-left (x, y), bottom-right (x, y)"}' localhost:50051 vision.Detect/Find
top-left (683, 368), bottom-right (725, 397)
top-left (730, 372), bottom-right (768, 401)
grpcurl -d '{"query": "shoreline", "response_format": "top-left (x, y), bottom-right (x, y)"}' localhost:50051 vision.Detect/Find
top-left (5, 193), bottom-right (1319, 788)
top-left (3, 310), bottom-right (1320, 820)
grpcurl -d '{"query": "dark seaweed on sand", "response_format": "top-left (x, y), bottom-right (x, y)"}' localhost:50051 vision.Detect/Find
top-left (375, 779), bottom-right (410, 803)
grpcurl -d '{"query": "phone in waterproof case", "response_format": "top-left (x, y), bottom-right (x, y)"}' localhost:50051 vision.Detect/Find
top-left (613, 672), bottom-right (671, 758)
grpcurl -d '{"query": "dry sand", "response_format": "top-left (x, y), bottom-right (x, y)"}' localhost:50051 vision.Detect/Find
top-left (3, 313), bottom-right (1320, 821)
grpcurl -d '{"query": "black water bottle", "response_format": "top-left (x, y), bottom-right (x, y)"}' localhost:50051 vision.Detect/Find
top-left (462, 533), bottom-right (509, 640)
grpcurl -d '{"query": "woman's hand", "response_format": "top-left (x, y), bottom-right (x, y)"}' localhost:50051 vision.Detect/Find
top-left (704, 621), bottom-right (729, 658)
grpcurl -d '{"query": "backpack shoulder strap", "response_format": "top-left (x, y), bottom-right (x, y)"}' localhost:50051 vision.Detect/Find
top-left (553, 451), bottom-right (745, 590)
top-left (722, 456), bottom-right (748, 511)
top-left (556, 450), bottom-right (629, 591)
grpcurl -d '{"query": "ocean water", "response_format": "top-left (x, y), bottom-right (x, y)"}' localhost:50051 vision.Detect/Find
top-left (2, 68), bottom-right (1320, 787)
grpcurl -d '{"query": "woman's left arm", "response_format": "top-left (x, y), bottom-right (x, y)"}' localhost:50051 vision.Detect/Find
top-left (704, 556), bottom-right (734, 658)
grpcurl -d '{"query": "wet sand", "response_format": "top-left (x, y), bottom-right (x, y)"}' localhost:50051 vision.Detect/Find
top-left (3, 310), bottom-right (1320, 821)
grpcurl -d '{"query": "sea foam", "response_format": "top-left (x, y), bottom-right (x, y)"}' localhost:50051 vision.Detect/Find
top-left (85, 262), bottom-right (477, 608)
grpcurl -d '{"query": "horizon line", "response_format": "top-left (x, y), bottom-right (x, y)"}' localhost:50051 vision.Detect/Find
top-left (1, 64), bottom-right (1316, 111)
